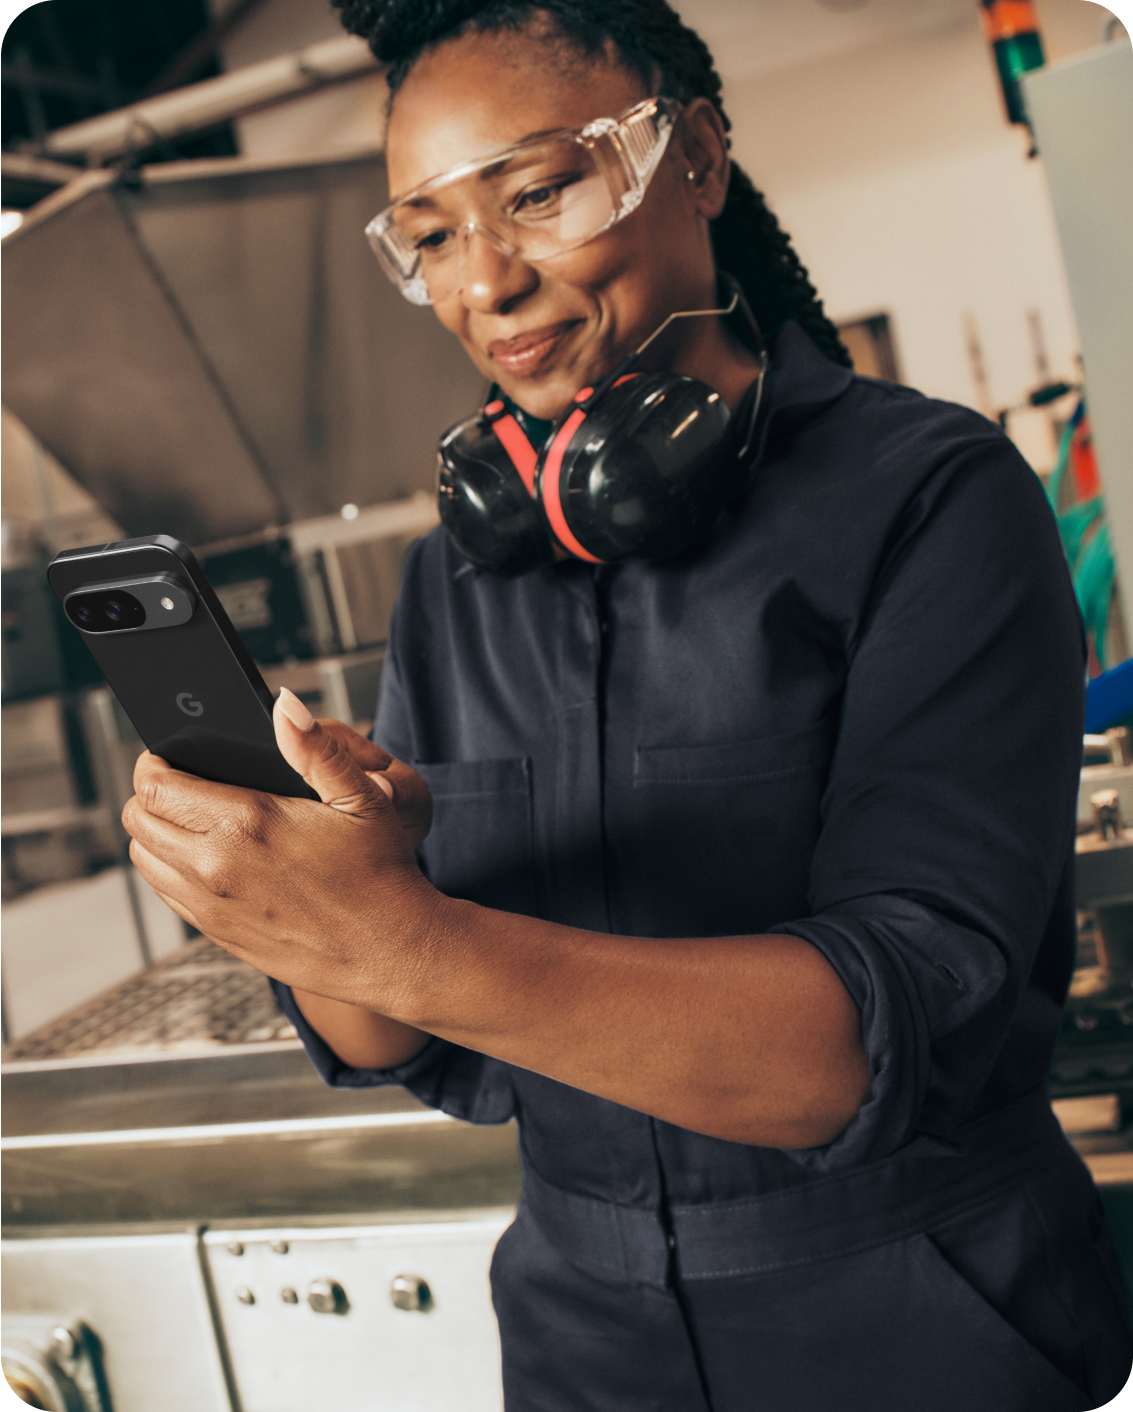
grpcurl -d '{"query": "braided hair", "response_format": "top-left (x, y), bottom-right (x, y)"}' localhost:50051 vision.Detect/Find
top-left (334, 0), bottom-right (852, 367)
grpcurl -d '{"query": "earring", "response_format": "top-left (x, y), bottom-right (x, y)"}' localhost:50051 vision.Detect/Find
top-left (685, 170), bottom-right (696, 182)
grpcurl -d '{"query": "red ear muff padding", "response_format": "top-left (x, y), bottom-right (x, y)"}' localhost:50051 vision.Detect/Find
top-left (487, 410), bottom-right (539, 496)
top-left (539, 408), bottom-right (603, 564)
top-left (437, 408), bottom-right (556, 576)
top-left (535, 372), bottom-right (735, 564)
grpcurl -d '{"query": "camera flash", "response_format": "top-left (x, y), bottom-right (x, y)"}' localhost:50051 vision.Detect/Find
top-left (161, 597), bottom-right (175, 611)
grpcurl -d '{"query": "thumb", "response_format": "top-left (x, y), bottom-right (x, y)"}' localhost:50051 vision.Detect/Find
top-left (274, 688), bottom-right (393, 819)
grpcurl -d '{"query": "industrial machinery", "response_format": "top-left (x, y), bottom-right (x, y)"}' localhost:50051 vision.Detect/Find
top-left (2, 945), bottom-right (521, 1412)
top-left (1053, 730), bottom-right (1133, 1109)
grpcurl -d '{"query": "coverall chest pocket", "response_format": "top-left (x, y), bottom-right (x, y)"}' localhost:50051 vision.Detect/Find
top-left (630, 717), bottom-right (835, 937)
top-left (413, 757), bottom-right (537, 914)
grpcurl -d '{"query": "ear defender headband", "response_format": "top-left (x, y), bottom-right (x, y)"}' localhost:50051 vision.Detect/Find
top-left (436, 274), bottom-right (770, 576)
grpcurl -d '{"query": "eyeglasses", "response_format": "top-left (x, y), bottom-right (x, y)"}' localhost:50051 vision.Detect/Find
top-left (366, 96), bottom-right (682, 306)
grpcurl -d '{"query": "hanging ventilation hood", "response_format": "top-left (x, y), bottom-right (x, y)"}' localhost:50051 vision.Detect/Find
top-left (1, 148), bottom-right (486, 546)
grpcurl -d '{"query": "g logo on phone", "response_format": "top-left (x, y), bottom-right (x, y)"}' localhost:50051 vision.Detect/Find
top-left (177, 692), bottom-right (204, 718)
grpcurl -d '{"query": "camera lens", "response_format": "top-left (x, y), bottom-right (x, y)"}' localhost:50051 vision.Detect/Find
top-left (66, 588), bottom-right (144, 632)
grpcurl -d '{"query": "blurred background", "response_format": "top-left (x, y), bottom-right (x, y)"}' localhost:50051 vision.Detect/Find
top-left (1, 3), bottom-right (1131, 1410)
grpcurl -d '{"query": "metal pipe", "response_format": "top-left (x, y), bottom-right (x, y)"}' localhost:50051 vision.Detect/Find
top-left (40, 35), bottom-right (381, 164)
top-left (1, 1108), bottom-right (454, 1151)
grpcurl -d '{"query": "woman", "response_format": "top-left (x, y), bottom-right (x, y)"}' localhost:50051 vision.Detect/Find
top-left (123, 2), bottom-right (1133, 1407)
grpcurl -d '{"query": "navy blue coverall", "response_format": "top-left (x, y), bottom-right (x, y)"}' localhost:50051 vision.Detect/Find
top-left (274, 324), bottom-right (1133, 1410)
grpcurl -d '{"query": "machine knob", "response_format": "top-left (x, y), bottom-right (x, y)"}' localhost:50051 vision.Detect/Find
top-left (390, 1274), bottom-right (431, 1312)
top-left (307, 1279), bottom-right (348, 1314)
top-left (50, 1324), bottom-right (80, 1362)
top-left (1092, 788), bottom-right (1124, 841)
top-left (235, 1286), bottom-right (255, 1305)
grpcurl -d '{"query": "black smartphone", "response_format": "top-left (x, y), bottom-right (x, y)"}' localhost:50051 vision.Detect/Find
top-left (47, 535), bottom-right (316, 800)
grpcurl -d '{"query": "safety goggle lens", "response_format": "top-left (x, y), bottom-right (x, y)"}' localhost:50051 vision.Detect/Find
top-left (368, 98), bottom-right (678, 306)
top-left (382, 140), bottom-right (617, 302)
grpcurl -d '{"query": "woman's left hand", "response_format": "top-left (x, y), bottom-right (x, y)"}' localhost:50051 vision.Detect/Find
top-left (121, 691), bottom-right (438, 1003)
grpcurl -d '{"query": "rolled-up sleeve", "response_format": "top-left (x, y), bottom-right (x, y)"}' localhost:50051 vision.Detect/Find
top-left (269, 978), bottom-right (516, 1124)
top-left (778, 441), bottom-right (1085, 1168)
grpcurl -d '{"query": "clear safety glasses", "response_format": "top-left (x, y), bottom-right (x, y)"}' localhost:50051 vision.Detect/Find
top-left (366, 96), bottom-right (682, 306)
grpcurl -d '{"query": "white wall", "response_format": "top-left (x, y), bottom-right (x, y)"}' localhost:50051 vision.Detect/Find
top-left (679, 0), bottom-right (1127, 428)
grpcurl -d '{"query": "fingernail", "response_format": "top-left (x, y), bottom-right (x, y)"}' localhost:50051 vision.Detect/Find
top-left (276, 687), bottom-right (315, 732)
top-left (373, 773), bottom-right (394, 799)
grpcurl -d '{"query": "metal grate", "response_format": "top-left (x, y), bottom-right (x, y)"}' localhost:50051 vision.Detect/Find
top-left (3, 938), bottom-right (297, 1062)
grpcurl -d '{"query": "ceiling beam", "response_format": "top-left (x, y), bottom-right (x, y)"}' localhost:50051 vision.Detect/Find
top-left (37, 35), bottom-right (381, 164)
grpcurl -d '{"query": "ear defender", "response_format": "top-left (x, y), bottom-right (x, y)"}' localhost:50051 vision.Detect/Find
top-left (535, 372), bottom-right (734, 564)
top-left (437, 400), bottom-right (558, 576)
top-left (435, 274), bottom-right (769, 576)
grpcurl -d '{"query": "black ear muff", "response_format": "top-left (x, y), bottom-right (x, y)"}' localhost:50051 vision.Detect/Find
top-left (436, 274), bottom-right (768, 575)
top-left (437, 399), bottom-right (557, 576)
top-left (536, 372), bottom-right (735, 564)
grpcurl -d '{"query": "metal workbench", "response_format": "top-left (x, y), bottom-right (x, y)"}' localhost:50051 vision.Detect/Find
top-left (1, 942), bottom-right (520, 1412)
